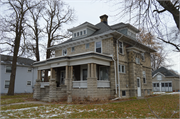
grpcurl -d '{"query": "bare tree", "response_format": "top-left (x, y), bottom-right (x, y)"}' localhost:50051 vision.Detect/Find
top-left (109, 0), bottom-right (180, 52)
top-left (138, 29), bottom-right (171, 71)
top-left (42, 0), bottom-right (74, 81)
top-left (0, 0), bottom-right (40, 95)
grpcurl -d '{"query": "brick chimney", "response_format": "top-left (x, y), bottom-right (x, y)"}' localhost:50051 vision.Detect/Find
top-left (100, 14), bottom-right (108, 24)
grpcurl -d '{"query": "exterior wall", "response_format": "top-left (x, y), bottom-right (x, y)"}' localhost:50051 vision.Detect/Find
top-left (1, 64), bottom-right (37, 94)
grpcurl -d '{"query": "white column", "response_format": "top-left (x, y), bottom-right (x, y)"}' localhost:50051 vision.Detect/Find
top-left (159, 82), bottom-right (162, 92)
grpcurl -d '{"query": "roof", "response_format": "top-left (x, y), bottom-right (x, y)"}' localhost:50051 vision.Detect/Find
top-left (152, 67), bottom-right (179, 77)
top-left (0, 54), bottom-right (35, 66)
top-left (68, 22), bottom-right (99, 31)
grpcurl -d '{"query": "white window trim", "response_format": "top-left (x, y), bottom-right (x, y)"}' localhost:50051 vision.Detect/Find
top-left (62, 49), bottom-right (67, 56)
top-left (6, 65), bottom-right (12, 73)
top-left (95, 40), bottom-right (102, 53)
top-left (4, 80), bottom-right (10, 89)
top-left (119, 64), bottom-right (126, 73)
top-left (27, 81), bottom-right (32, 86)
top-left (85, 43), bottom-right (89, 49)
top-left (119, 41), bottom-right (124, 55)
top-left (143, 71), bottom-right (146, 84)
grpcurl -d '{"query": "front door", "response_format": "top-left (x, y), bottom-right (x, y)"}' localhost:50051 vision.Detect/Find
top-left (137, 77), bottom-right (141, 97)
top-left (60, 70), bottom-right (65, 85)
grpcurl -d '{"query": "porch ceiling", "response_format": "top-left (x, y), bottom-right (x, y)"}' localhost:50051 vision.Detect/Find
top-left (34, 52), bottom-right (112, 70)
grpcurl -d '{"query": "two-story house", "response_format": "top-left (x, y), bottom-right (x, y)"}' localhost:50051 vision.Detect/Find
top-left (0, 54), bottom-right (37, 94)
top-left (33, 14), bottom-right (155, 102)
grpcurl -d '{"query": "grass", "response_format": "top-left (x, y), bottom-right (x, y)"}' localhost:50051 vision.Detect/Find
top-left (0, 94), bottom-right (179, 118)
top-left (1, 98), bottom-right (25, 105)
top-left (1, 93), bottom-right (33, 99)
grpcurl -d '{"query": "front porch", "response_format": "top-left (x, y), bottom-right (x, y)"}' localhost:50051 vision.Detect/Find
top-left (33, 52), bottom-right (114, 102)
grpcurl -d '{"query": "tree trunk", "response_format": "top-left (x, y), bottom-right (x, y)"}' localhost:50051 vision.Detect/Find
top-left (35, 28), bottom-right (40, 61)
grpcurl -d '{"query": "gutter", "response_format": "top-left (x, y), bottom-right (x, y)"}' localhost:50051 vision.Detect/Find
top-left (111, 56), bottom-right (117, 96)
top-left (116, 35), bottom-right (124, 98)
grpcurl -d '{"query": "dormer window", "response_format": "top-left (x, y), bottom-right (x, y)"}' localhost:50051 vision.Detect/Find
top-left (84, 30), bottom-right (86, 35)
top-left (62, 49), bottom-right (67, 56)
top-left (74, 33), bottom-right (76, 37)
top-left (127, 29), bottom-right (136, 39)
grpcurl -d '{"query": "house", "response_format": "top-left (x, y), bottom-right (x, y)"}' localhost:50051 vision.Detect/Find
top-left (33, 14), bottom-right (155, 102)
top-left (152, 67), bottom-right (180, 92)
top-left (0, 54), bottom-right (37, 94)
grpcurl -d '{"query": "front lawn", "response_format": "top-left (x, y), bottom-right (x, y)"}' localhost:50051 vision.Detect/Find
top-left (0, 94), bottom-right (179, 118)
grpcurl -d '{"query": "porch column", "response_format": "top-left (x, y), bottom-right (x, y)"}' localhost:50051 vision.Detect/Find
top-left (33, 70), bottom-right (41, 100)
top-left (67, 66), bottom-right (73, 103)
top-left (88, 63), bottom-right (91, 78)
top-left (49, 68), bottom-right (57, 102)
top-left (87, 63), bottom-right (97, 100)
top-left (65, 66), bottom-right (68, 85)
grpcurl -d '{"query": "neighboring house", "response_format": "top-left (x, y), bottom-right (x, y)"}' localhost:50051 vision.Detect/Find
top-left (0, 54), bottom-right (37, 94)
top-left (33, 14), bottom-right (155, 102)
top-left (152, 67), bottom-right (180, 92)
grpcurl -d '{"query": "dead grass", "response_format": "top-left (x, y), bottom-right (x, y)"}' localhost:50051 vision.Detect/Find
top-left (1, 98), bottom-right (25, 105)
top-left (1, 93), bottom-right (33, 99)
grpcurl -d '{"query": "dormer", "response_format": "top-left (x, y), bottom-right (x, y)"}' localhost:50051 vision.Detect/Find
top-left (111, 23), bottom-right (139, 40)
top-left (68, 22), bottom-right (99, 40)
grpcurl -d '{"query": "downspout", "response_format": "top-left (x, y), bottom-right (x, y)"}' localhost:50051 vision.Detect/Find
top-left (116, 35), bottom-right (124, 98)
top-left (111, 57), bottom-right (117, 96)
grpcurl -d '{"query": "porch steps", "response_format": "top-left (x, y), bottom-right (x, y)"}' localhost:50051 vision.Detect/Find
top-left (41, 94), bottom-right (49, 102)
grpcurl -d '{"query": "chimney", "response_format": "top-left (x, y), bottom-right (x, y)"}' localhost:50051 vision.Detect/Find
top-left (100, 14), bottom-right (108, 24)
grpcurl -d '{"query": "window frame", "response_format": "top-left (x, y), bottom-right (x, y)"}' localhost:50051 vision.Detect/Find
top-left (27, 81), bottom-right (31, 86)
top-left (142, 71), bottom-right (146, 84)
top-left (62, 49), bottom-right (67, 56)
top-left (119, 41), bottom-right (124, 54)
top-left (71, 47), bottom-right (75, 52)
top-left (6, 66), bottom-right (12, 73)
top-left (95, 40), bottom-right (102, 53)
top-left (85, 43), bottom-right (89, 49)
top-left (5, 80), bottom-right (10, 88)
top-left (119, 64), bottom-right (126, 73)
top-left (122, 90), bottom-right (126, 96)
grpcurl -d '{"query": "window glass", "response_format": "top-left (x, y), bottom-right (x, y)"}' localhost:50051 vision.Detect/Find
top-left (136, 57), bottom-right (140, 64)
top-left (157, 75), bottom-right (162, 80)
top-left (143, 71), bottom-right (146, 83)
top-left (28, 68), bottom-right (32, 72)
top-left (62, 49), bottom-right (67, 56)
top-left (96, 41), bottom-right (101, 53)
top-left (162, 83), bottom-right (164, 87)
top-left (157, 83), bottom-right (159, 87)
top-left (83, 69), bottom-right (87, 80)
top-left (86, 43), bottom-right (89, 49)
top-left (27, 81), bottom-right (31, 85)
top-left (122, 91), bottom-right (126, 96)
top-left (169, 83), bottom-right (172, 87)
top-left (6, 66), bottom-right (11, 73)
top-left (165, 83), bottom-right (168, 87)
top-left (5, 80), bottom-right (10, 88)
top-left (141, 53), bottom-right (145, 61)
top-left (77, 32), bottom-right (79, 36)
top-left (99, 66), bottom-right (109, 80)
top-left (74, 33), bottom-right (76, 37)
top-left (71, 47), bottom-right (75, 52)
top-left (80, 31), bottom-right (83, 35)
top-left (84, 30), bottom-right (86, 34)
top-left (153, 83), bottom-right (156, 87)
top-left (119, 65), bottom-right (125, 73)
top-left (119, 42), bottom-right (123, 54)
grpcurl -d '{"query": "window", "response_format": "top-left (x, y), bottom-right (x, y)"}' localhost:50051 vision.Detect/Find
top-left (82, 69), bottom-right (87, 80)
top-left (84, 30), bottom-right (86, 35)
top-left (96, 41), bottom-right (102, 53)
top-left (157, 83), bottom-right (159, 87)
top-left (136, 57), bottom-right (140, 64)
top-left (62, 49), bottom-right (67, 56)
top-left (142, 71), bottom-right (146, 83)
top-left (86, 43), bottom-right (89, 49)
top-left (5, 80), bottom-right (10, 88)
top-left (141, 53), bottom-right (145, 61)
top-left (119, 65), bottom-right (125, 73)
top-left (27, 81), bottom-right (31, 85)
top-left (162, 83), bottom-right (164, 87)
top-left (80, 31), bottom-right (83, 35)
top-left (157, 75), bottom-right (162, 80)
top-left (28, 68), bottom-right (32, 72)
top-left (169, 83), bottom-right (172, 87)
top-left (6, 66), bottom-right (11, 73)
top-left (71, 47), bottom-right (75, 52)
top-left (122, 91), bottom-right (126, 96)
top-left (99, 66), bottom-right (109, 80)
top-left (77, 32), bottom-right (79, 36)
top-left (147, 89), bottom-right (150, 95)
top-left (153, 83), bottom-right (156, 87)
top-left (74, 33), bottom-right (76, 37)
top-left (119, 41), bottom-right (124, 54)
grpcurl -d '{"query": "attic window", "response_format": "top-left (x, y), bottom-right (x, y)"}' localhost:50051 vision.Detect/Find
top-left (157, 75), bottom-right (162, 80)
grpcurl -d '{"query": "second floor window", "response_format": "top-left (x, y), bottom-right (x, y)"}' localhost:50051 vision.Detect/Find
top-left (62, 49), bottom-right (67, 56)
top-left (71, 47), bottom-right (75, 52)
top-left (74, 33), bottom-right (76, 37)
top-left (6, 66), bottom-right (11, 73)
top-left (119, 41), bottom-right (124, 54)
top-left (84, 30), bottom-right (86, 35)
top-left (96, 41), bottom-right (101, 53)
top-left (141, 53), bottom-right (145, 61)
top-left (119, 64), bottom-right (125, 73)
top-left (136, 57), bottom-right (140, 64)
top-left (143, 71), bottom-right (146, 83)
top-left (86, 43), bottom-right (89, 49)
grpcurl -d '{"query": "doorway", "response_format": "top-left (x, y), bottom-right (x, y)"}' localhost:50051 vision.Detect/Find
top-left (60, 70), bottom-right (65, 85)
top-left (137, 77), bottom-right (141, 97)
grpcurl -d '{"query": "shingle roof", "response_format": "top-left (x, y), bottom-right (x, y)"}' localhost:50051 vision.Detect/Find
top-left (152, 67), bottom-right (179, 77)
top-left (1, 54), bottom-right (35, 66)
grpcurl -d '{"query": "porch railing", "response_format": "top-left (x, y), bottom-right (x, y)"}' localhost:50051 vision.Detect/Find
top-left (97, 80), bottom-right (110, 87)
top-left (40, 82), bottom-right (49, 88)
top-left (73, 81), bottom-right (87, 88)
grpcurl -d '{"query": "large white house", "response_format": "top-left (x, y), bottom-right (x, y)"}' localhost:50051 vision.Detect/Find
top-left (0, 54), bottom-right (37, 94)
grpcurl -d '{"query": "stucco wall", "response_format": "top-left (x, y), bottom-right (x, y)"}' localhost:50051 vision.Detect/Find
top-left (1, 64), bottom-right (37, 94)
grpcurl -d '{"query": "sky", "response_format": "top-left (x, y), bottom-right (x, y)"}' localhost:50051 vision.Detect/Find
top-left (62, 0), bottom-right (180, 74)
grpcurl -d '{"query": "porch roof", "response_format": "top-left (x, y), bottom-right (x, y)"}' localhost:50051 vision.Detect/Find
top-left (33, 52), bottom-right (112, 70)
